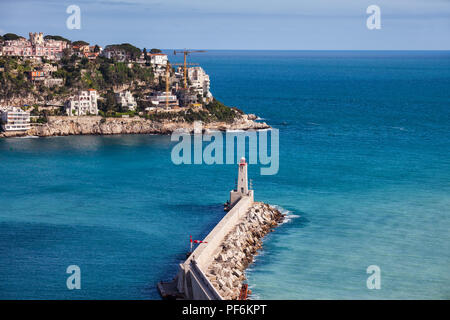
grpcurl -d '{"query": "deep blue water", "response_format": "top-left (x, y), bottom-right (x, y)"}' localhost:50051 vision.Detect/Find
top-left (1, 51), bottom-right (449, 299)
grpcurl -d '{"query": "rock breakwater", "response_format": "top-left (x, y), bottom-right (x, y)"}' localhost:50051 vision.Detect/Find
top-left (205, 202), bottom-right (284, 300)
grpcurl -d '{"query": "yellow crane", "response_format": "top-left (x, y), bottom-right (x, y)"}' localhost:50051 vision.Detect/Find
top-left (165, 63), bottom-right (171, 109)
top-left (173, 50), bottom-right (206, 89)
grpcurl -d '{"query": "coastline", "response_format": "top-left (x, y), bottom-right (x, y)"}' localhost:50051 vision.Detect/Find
top-left (0, 114), bottom-right (270, 138)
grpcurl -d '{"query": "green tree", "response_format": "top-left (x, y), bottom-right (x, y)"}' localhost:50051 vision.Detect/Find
top-left (3, 33), bottom-right (22, 41)
top-left (44, 35), bottom-right (71, 43)
top-left (72, 40), bottom-right (89, 46)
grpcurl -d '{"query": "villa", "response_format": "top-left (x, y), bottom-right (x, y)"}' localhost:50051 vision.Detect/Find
top-left (115, 91), bottom-right (137, 111)
top-left (65, 90), bottom-right (99, 116)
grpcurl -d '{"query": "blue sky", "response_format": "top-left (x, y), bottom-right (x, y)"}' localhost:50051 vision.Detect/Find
top-left (0, 0), bottom-right (449, 50)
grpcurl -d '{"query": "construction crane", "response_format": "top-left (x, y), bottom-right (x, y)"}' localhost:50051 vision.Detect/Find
top-left (164, 62), bottom-right (197, 109)
top-left (173, 50), bottom-right (206, 89)
top-left (165, 63), bottom-right (171, 109)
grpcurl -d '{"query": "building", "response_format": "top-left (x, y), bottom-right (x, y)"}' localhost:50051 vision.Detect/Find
top-left (72, 44), bottom-right (90, 56)
top-left (115, 91), bottom-right (137, 111)
top-left (176, 90), bottom-right (198, 107)
top-left (42, 63), bottom-right (57, 74)
top-left (0, 32), bottom-right (69, 60)
top-left (187, 67), bottom-right (212, 99)
top-left (44, 78), bottom-right (64, 87)
top-left (148, 53), bottom-right (168, 66)
top-left (229, 157), bottom-right (252, 207)
top-left (73, 44), bottom-right (101, 60)
top-left (28, 70), bottom-right (46, 82)
top-left (149, 92), bottom-right (179, 109)
top-left (0, 106), bottom-right (31, 131)
top-left (101, 46), bottom-right (131, 62)
top-left (85, 46), bottom-right (102, 60)
top-left (65, 89), bottom-right (99, 116)
top-left (139, 53), bottom-right (168, 76)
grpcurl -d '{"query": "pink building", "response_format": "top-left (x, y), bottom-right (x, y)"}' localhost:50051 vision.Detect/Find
top-left (1, 32), bottom-right (69, 60)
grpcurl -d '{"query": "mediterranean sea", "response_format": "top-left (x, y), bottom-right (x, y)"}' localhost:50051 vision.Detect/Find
top-left (0, 51), bottom-right (449, 299)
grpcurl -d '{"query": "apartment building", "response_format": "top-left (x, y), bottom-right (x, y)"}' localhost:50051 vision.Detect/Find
top-left (0, 107), bottom-right (31, 131)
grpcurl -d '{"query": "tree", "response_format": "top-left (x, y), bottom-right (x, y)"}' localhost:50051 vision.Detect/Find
top-left (80, 57), bottom-right (89, 66)
top-left (3, 33), bottom-right (22, 41)
top-left (93, 45), bottom-right (100, 53)
top-left (150, 48), bottom-right (162, 54)
top-left (104, 43), bottom-right (141, 61)
top-left (72, 40), bottom-right (89, 46)
top-left (44, 35), bottom-right (71, 43)
top-left (143, 48), bottom-right (149, 61)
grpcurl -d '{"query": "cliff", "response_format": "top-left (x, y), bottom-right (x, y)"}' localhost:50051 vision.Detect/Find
top-left (0, 114), bottom-right (270, 138)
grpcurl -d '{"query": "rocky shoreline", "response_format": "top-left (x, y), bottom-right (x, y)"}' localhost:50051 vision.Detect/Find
top-left (205, 202), bottom-right (284, 300)
top-left (0, 114), bottom-right (270, 138)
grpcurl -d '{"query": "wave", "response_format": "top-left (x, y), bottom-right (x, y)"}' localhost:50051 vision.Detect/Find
top-left (391, 126), bottom-right (407, 132)
top-left (204, 129), bottom-right (221, 134)
top-left (270, 204), bottom-right (300, 224)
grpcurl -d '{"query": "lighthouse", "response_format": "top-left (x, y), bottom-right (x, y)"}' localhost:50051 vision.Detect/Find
top-left (229, 157), bottom-right (253, 207)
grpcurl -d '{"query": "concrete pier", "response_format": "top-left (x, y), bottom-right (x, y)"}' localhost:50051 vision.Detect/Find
top-left (158, 196), bottom-right (284, 300)
top-left (158, 158), bottom-right (284, 300)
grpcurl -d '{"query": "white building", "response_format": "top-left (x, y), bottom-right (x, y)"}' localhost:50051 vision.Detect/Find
top-left (115, 91), bottom-right (137, 111)
top-left (65, 90), bottom-right (99, 116)
top-left (149, 92), bottom-right (179, 109)
top-left (187, 67), bottom-right (212, 99)
top-left (0, 106), bottom-right (31, 131)
top-left (141, 53), bottom-right (168, 76)
top-left (148, 53), bottom-right (168, 66)
top-left (101, 47), bottom-right (130, 62)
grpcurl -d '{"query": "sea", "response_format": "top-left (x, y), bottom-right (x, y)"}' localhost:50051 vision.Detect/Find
top-left (0, 51), bottom-right (449, 299)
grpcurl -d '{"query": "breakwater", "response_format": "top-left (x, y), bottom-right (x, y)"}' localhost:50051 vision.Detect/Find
top-left (160, 194), bottom-right (284, 300)
top-left (205, 202), bottom-right (284, 299)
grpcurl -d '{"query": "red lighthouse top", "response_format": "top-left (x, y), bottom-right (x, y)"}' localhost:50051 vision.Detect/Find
top-left (239, 157), bottom-right (246, 166)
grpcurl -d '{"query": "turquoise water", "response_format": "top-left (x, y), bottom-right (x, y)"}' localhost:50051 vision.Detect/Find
top-left (1, 51), bottom-right (449, 299)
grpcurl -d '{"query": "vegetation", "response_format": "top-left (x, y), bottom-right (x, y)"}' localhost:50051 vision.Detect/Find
top-left (105, 43), bottom-right (141, 60)
top-left (44, 35), bottom-right (71, 43)
top-left (72, 40), bottom-right (89, 46)
top-left (205, 99), bottom-right (238, 123)
top-left (3, 33), bottom-right (23, 41)
top-left (0, 38), bottom-right (241, 124)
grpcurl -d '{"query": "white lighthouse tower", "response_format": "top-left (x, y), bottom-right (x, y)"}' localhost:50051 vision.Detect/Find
top-left (229, 157), bottom-right (253, 207)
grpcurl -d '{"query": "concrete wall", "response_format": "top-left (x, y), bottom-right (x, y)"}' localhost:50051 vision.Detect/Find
top-left (175, 192), bottom-right (254, 299)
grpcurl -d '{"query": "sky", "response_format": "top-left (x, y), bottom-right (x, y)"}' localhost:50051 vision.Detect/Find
top-left (0, 0), bottom-right (449, 50)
